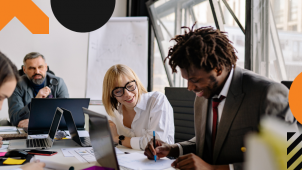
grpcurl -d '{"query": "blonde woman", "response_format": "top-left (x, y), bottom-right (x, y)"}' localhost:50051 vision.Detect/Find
top-left (102, 64), bottom-right (174, 150)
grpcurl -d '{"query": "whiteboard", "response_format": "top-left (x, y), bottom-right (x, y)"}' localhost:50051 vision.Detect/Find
top-left (86, 17), bottom-right (148, 101)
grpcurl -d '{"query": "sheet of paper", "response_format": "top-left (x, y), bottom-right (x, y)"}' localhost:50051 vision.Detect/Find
top-left (61, 147), bottom-right (93, 157)
top-left (63, 130), bottom-right (89, 139)
top-left (78, 130), bottom-right (90, 137)
top-left (3, 158), bottom-right (26, 165)
top-left (0, 152), bottom-right (7, 156)
top-left (28, 134), bottom-right (48, 139)
top-left (0, 131), bottom-right (19, 134)
top-left (115, 147), bottom-right (124, 154)
top-left (61, 147), bottom-right (123, 157)
top-left (0, 126), bottom-right (17, 132)
top-left (69, 148), bottom-right (96, 163)
top-left (117, 153), bottom-right (174, 170)
top-left (0, 144), bottom-right (8, 149)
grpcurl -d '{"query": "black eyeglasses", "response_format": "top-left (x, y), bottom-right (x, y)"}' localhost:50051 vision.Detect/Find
top-left (112, 80), bottom-right (137, 97)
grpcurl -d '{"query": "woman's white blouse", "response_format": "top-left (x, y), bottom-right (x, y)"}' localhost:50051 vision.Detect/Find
top-left (109, 91), bottom-right (175, 150)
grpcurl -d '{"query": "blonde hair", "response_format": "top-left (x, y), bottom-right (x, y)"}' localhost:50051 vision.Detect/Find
top-left (102, 64), bottom-right (147, 116)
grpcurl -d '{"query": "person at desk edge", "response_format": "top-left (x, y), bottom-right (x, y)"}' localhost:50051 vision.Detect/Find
top-left (8, 52), bottom-right (69, 128)
top-left (102, 64), bottom-right (174, 150)
top-left (144, 25), bottom-right (296, 170)
top-left (0, 51), bottom-right (45, 170)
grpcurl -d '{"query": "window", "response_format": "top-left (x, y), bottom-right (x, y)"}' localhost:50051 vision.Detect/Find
top-left (251, 0), bottom-right (302, 82)
top-left (149, 0), bottom-right (245, 91)
top-left (289, 0), bottom-right (298, 21)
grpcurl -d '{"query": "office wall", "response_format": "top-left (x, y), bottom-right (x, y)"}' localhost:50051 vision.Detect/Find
top-left (0, 0), bottom-right (127, 120)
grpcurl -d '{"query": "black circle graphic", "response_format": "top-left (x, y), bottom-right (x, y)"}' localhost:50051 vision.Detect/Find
top-left (51, 0), bottom-right (116, 33)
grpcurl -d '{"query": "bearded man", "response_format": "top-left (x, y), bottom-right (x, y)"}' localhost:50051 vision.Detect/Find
top-left (8, 52), bottom-right (69, 127)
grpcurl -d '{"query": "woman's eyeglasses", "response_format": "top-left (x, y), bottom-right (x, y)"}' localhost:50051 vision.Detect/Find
top-left (112, 80), bottom-right (137, 97)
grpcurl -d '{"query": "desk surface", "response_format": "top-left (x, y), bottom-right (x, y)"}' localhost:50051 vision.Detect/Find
top-left (0, 139), bottom-right (174, 170)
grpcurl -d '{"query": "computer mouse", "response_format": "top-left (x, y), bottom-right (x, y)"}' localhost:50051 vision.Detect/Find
top-left (5, 150), bottom-right (28, 157)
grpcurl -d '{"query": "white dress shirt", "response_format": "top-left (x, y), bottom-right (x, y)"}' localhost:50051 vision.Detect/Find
top-left (109, 91), bottom-right (175, 150)
top-left (177, 67), bottom-right (234, 170)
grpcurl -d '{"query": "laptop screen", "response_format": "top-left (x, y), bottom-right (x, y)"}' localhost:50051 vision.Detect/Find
top-left (61, 108), bottom-right (81, 142)
top-left (28, 98), bottom-right (90, 135)
top-left (48, 108), bottom-right (63, 140)
top-left (83, 107), bottom-right (119, 170)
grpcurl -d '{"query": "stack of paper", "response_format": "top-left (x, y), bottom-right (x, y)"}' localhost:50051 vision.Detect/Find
top-left (0, 126), bottom-right (18, 134)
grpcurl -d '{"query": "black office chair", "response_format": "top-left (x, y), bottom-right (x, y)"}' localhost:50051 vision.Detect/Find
top-left (281, 81), bottom-right (292, 89)
top-left (165, 87), bottom-right (196, 143)
top-left (18, 65), bottom-right (55, 76)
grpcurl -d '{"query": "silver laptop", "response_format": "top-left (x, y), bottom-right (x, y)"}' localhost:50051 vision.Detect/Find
top-left (83, 107), bottom-right (120, 170)
top-left (61, 107), bottom-right (91, 147)
top-left (8, 107), bottom-right (63, 150)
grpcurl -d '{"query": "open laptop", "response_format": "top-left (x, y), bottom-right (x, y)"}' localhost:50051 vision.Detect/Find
top-left (28, 98), bottom-right (90, 135)
top-left (61, 107), bottom-right (91, 147)
top-left (8, 107), bottom-right (63, 150)
top-left (83, 107), bottom-right (120, 170)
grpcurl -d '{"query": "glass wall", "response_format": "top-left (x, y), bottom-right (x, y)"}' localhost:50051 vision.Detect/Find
top-left (252, 0), bottom-right (302, 82)
top-left (149, 0), bottom-right (246, 93)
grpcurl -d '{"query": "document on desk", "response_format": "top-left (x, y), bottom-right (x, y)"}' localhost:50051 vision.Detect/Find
top-left (61, 147), bottom-right (124, 157)
top-left (69, 148), bottom-right (96, 163)
top-left (0, 126), bottom-right (18, 133)
top-left (0, 144), bottom-right (8, 150)
top-left (64, 130), bottom-right (89, 139)
top-left (117, 153), bottom-right (174, 170)
top-left (61, 147), bottom-right (93, 157)
top-left (28, 134), bottom-right (48, 139)
top-left (0, 126), bottom-right (17, 131)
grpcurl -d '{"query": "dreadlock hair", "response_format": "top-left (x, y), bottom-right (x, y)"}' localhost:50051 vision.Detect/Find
top-left (165, 23), bottom-right (238, 73)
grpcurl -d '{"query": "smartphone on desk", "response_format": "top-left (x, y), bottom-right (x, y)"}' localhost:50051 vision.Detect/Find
top-left (26, 150), bottom-right (57, 156)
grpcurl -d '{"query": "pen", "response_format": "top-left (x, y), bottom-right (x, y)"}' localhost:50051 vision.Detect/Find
top-left (153, 131), bottom-right (156, 162)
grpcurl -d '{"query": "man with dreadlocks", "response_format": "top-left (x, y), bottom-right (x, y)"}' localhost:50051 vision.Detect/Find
top-left (144, 25), bottom-right (296, 170)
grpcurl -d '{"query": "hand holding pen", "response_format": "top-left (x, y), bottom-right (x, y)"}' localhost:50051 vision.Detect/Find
top-left (144, 132), bottom-right (171, 161)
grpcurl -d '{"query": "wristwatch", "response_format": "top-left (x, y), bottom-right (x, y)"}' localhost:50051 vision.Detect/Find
top-left (118, 135), bottom-right (125, 145)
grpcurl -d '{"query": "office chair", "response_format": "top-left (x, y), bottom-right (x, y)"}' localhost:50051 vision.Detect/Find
top-left (18, 65), bottom-right (55, 76)
top-left (165, 87), bottom-right (196, 143)
top-left (281, 81), bottom-right (292, 89)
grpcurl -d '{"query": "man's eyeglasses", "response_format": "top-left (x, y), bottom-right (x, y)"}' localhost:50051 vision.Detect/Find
top-left (112, 80), bottom-right (137, 97)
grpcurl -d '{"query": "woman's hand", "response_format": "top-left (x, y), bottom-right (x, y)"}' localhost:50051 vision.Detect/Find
top-left (108, 120), bottom-right (119, 143)
top-left (20, 162), bottom-right (45, 170)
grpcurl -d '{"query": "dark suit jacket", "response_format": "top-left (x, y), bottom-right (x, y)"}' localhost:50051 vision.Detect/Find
top-left (8, 72), bottom-right (69, 126)
top-left (178, 67), bottom-right (295, 170)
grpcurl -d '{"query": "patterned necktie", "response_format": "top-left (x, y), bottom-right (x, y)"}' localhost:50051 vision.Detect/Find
top-left (212, 95), bottom-right (225, 152)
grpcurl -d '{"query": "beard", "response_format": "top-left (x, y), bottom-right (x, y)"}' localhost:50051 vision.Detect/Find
top-left (28, 74), bottom-right (45, 85)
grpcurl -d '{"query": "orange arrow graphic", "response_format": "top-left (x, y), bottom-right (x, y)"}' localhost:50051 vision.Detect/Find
top-left (0, 0), bottom-right (49, 34)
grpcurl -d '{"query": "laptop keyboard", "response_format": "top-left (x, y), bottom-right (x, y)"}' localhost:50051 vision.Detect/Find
top-left (26, 138), bottom-right (48, 148)
top-left (80, 137), bottom-right (91, 147)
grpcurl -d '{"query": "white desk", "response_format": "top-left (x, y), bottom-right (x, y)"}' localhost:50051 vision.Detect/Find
top-left (0, 139), bottom-right (175, 170)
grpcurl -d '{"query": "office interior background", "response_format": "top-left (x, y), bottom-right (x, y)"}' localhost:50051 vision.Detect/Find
top-left (0, 0), bottom-right (301, 120)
